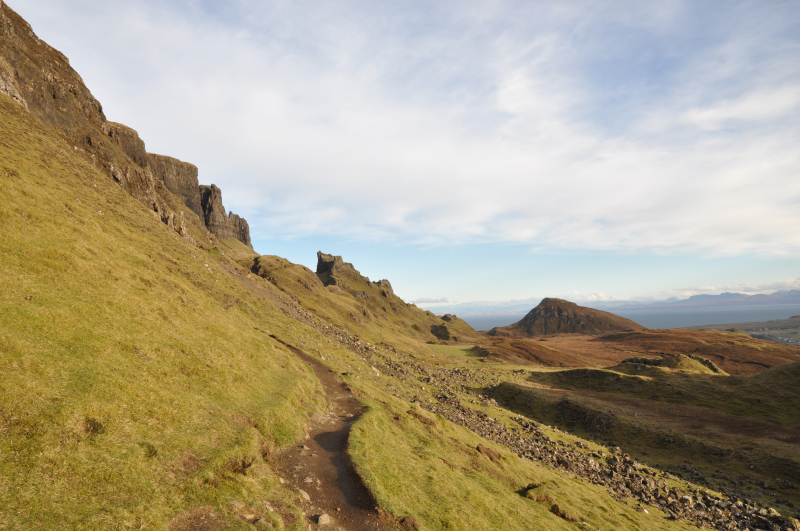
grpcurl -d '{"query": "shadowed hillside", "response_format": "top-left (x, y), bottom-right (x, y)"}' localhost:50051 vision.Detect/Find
top-left (475, 328), bottom-right (800, 375)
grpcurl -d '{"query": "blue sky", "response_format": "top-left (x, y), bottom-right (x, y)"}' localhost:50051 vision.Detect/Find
top-left (14, 0), bottom-right (800, 312)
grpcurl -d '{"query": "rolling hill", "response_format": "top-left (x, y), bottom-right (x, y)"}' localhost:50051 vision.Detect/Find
top-left (487, 297), bottom-right (645, 337)
top-left (2, 2), bottom-right (798, 530)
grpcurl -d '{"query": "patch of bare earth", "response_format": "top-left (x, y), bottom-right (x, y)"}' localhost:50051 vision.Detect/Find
top-left (275, 343), bottom-right (397, 531)
top-left (168, 506), bottom-right (229, 531)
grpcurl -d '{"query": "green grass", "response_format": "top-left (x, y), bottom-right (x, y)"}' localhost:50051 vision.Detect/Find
top-left (0, 94), bottom-right (325, 530)
top-left (525, 361), bottom-right (800, 427)
top-left (348, 396), bottom-right (694, 531)
top-left (0, 91), bottom-right (759, 530)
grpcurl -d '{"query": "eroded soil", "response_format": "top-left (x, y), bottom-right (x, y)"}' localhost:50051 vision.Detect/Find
top-left (274, 342), bottom-right (394, 531)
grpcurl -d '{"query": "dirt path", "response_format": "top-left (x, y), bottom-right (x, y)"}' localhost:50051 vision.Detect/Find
top-left (273, 340), bottom-right (393, 531)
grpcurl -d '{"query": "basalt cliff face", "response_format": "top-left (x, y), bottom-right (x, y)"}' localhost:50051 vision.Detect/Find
top-left (0, 1), bottom-right (251, 248)
top-left (488, 298), bottom-right (645, 337)
top-left (199, 184), bottom-right (251, 246)
top-left (147, 153), bottom-right (203, 219)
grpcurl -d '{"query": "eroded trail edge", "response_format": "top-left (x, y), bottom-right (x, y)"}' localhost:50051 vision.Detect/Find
top-left (273, 339), bottom-right (392, 531)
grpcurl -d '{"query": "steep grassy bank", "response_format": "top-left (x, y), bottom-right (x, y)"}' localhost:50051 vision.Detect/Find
top-left (0, 94), bottom-right (326, 530)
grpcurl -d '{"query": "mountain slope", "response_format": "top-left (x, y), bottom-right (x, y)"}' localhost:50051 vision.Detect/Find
top-left (1, 92), bottom-right (700, 531)
top-left (0, 92), bottom-right (327, 530)
top-left (238, 251), bottom-right (484, 352)
top-left (2, 4), bottom-right (797, 530)
top-left (0, 1), bottom-right (251, 248)
top-left (487, 297), bottom-right (645, 337)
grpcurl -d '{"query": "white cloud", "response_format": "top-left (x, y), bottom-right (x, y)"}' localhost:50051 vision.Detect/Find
top-left (13, 0), bottom-right (800, 258)
top-left (683, 86), bottom-right (800, 130)
top-left (411, 297), bottom-right (450, 304)
top-left (671, 277), bottom-right (800, 297)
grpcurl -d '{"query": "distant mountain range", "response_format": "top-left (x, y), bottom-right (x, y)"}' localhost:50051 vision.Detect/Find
top-left (607, 290), bottom-right (800, 311)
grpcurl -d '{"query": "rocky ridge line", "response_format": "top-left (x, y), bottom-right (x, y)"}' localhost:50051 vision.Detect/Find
top-left (0, 1), bottom-right (252, 248)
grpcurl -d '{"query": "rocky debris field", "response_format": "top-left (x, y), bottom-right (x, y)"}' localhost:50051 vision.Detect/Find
top-left (428, 386), bottom-right (799, 530)
top-left (267, 291), bottom-right (799, 530)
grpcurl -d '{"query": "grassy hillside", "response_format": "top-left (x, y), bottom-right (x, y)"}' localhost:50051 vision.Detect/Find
top-left (0, 92), bottom-right (710, 530)
top-left (0, 93), bottom-right (327, 530)
top-left (241, 253), bottom-right (484, 351)
top-left (495, 360), bottom-right (800, 515)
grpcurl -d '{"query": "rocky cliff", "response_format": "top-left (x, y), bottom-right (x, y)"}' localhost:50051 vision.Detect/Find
top-left (198, 184), bottom-right (251, 246)
top-left (147, 153), bottom-right (203, 219)
top-left (228, 212), bottom-right (252, 247)
top-left (105, 121), bottom-right (147, 168)
top-left (316, 251), bottom-right (357, 284)
top-left (488, 298), bottom-right (645, 337)
top-left (0, 1), bottom-right (252, 248)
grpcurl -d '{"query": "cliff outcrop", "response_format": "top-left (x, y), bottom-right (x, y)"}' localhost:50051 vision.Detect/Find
top-left (147, 153), bottom-right (203, 219)
top-left (228, 212), bottom-right (251, 247)
top-left (0, 1), bottom-right (252, 248)
top-left (105, 122), bottom-right (148, 168)
top-left (316, 251), bottom-right (356, 284)
top-left (197, 185), bottom-right (251, 247)
top-left (488, 298), bottom-right (645, 337)
top-left (0, 2), bottom-right (161, 211)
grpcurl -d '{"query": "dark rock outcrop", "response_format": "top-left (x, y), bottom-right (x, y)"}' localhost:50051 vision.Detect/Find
top-left (199, 185), bottom-right (251, 247)
top-left (431, 324), bottom-right (451, 340)
top-left (228, 212), bottom-right (251, 247)
top-left (316, 252), bottom-right (355, 276)
top-left (147, 153), bottom-right (203, 218)
top-left (488, 298), bottom-right (645, 337)
top-left (375, 279), bottom-right (393, 296)
top-left (0, 2), bottom-right (253, 248)
top-left (316, 252), bottom-right (357, 286)
top-left (200, 184), bottom-right (232, 240)
top-left (104, 122), bottom-right (147, 168)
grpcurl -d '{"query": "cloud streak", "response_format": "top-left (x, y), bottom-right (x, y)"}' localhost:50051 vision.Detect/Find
top-left (14, 0), bottom-right (800, 256)
top-left (415, 276), bottom-right (800, 316)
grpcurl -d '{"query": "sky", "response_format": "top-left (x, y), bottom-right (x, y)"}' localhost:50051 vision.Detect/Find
top-left (12, 0), bottom-right (800, 313)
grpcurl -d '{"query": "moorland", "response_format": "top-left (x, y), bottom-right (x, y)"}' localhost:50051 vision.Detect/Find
top-left (1, 3), bottom-right (799, 530)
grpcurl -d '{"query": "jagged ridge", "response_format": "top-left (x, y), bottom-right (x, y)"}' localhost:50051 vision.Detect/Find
top-left (0, 1), bottom-right (251, 248)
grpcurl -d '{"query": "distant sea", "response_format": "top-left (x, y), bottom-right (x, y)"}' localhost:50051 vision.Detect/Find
top-left (461, 314), bottom-right (527, 331)
top-left (460, 305), bottom-right (800, 332)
